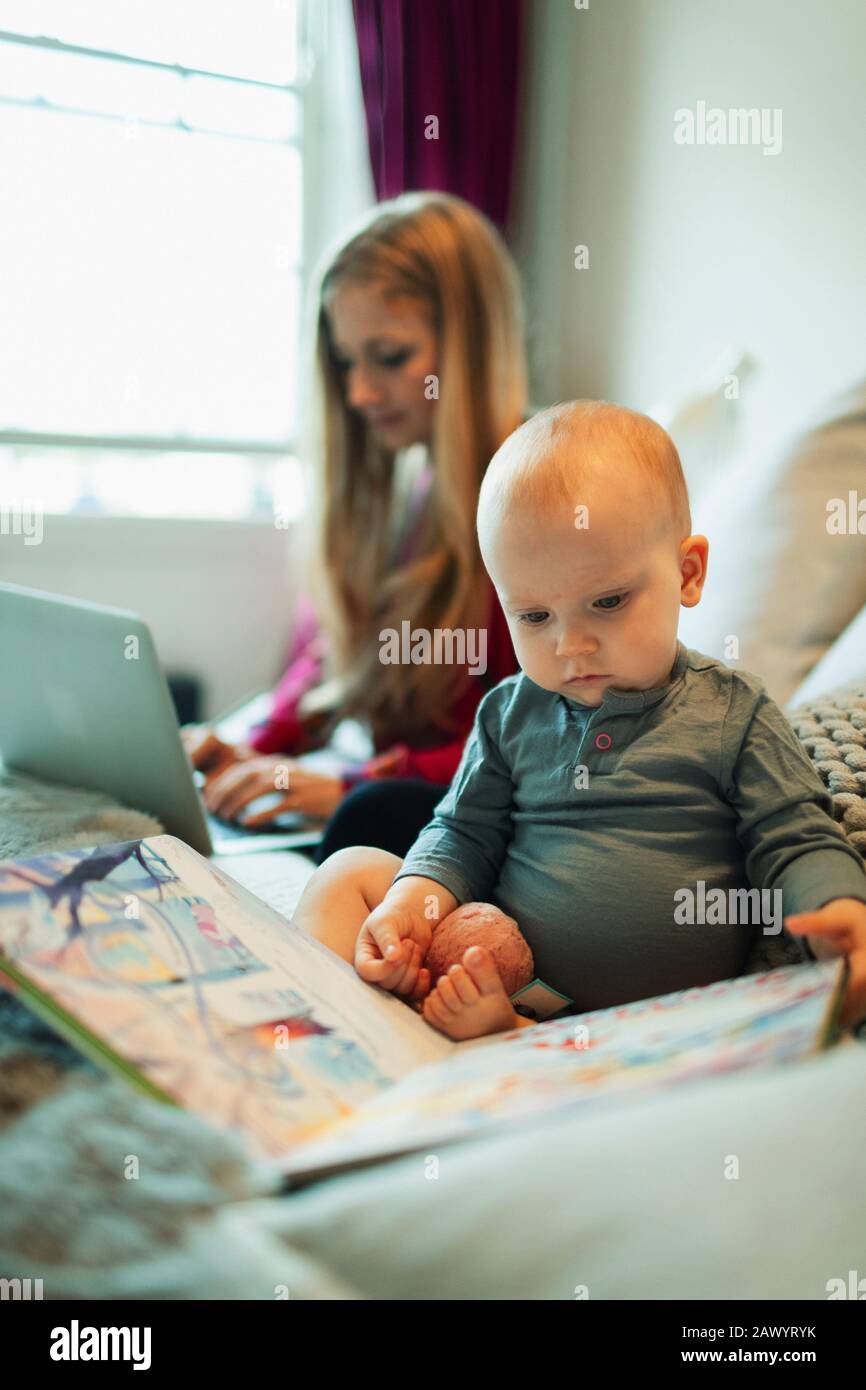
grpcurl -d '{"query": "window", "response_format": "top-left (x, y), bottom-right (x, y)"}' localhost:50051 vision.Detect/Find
top-left (0, 0), bottom-right (305, 518)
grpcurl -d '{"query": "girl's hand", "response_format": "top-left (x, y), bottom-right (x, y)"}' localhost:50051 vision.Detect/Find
top-left (181, 725), bottom-right (243, 774)
top-left (354, 900), bottom-right (433, 1003)
top-left (785, 898), bottom-right (866, 1028)
top-left (202, 757), bottom-right (344, 822)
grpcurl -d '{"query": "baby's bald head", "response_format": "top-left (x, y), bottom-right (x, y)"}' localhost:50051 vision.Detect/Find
top-left (477, 400), bottom-right (692, 569)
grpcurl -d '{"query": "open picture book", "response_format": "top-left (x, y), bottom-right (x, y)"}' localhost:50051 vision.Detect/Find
top-left (0, 833), bottom-right (848, 1188)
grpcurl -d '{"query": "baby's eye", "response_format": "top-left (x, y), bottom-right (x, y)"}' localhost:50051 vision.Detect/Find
top-left (517, 611), bottom-right (549, 626)
top-left (594, 593), bottom-right (627, 612)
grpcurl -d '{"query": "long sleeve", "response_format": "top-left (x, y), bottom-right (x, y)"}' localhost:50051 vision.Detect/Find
top-left (246, 593), bottom-right (326, 755)
top-left (721, 683), bottom-right (866, 916)
top-left (339, 736), bottom-right (483, 790)
top-left (391, 682), bottom-right (517, 903)
top-left (339, 585), bottom-right (519, 791)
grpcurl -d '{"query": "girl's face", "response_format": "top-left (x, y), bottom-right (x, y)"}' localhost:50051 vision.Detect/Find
top-left (325, 282), bottom-right (439, 451)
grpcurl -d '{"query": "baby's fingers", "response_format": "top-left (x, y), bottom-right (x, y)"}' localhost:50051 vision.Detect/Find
top-left (364, 915), bottom-right (404, 966)
top-left (389, 942), bottom-right (426, 997)
top-left (391, 956), bottom-right (431, 1003)
top-left (380, 942), bottom-right (425, 996)
top-left (409, 967), bottom-right (431, 1003)
top-left (835, 951), bottom-right (866, 1029)
top-left (355, 933), bottom-right (406, 983)
top-left (786, 912), bottom-right (854, 950)
top-left (357, 939), bottom-right (420, 993)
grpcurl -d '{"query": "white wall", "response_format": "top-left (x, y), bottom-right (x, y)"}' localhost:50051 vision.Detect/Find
top-left (513, 0), bottom-right (866, 428)
top-left (0, 517), bottom-right (302, 719)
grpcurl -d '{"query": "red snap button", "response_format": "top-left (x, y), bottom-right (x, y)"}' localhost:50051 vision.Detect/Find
top-left (594, 732), bottom-right (612, 750)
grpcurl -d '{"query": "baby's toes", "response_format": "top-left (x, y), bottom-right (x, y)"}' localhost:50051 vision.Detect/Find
top-left (447, 962), bottom-right (480, 1006)
top-left (433, 974), bottom-right (462, 1012)
top-left (461, 945), bottom-right (506, 998)
top-left (423, 991), bottom-right (449, 1027)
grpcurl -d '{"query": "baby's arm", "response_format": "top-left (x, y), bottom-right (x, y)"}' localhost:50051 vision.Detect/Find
top-left (724, 685), bottom-right (866, 942)
top-left (391, 684), bottom-right (517, 911)
top-left (356, 688), bottom-right (517, 1012)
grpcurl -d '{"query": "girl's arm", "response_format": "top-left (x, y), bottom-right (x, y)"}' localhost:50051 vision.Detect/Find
top-left (246, 594), bottom-right (327, 756)
top-left (338, 737), bottom-right (471, 791)
top-left (338, 586), bottom-right (519, 790)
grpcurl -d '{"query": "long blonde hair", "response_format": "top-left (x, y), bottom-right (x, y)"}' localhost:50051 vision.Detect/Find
top-left (300, 191), bottom-right (527, 745)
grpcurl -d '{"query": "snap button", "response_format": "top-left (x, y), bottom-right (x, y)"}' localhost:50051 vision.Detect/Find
top-left (594, 732), bottom-right (612, 750)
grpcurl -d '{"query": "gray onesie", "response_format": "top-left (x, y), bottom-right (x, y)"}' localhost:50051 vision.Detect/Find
top-left (394, 640), bottom-right (866, 1011)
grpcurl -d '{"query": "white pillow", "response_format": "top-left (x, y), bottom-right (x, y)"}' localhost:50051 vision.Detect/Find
top-left (649, 346), bottom-right (759, 503)
top-left (678, 377), bottom-right (866, 708)
top-left (787, 599), bottom-right (866, 706)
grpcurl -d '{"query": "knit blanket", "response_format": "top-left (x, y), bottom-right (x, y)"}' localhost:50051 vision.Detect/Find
top-left (734, 681), bottom-right (866, 976)
top-left (785, 687), bottom-right (866, 855)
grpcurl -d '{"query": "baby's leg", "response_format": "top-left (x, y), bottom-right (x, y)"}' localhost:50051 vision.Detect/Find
top-left (291, 845), bottom-right (403, 964)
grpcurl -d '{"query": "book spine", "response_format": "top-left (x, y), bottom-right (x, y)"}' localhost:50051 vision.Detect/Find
top-left (0, 955), bottom-right (179, 1108)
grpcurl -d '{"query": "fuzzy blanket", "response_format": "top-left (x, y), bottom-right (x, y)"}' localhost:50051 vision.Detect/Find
top-left (0, 769), bottom-right (362, 1300)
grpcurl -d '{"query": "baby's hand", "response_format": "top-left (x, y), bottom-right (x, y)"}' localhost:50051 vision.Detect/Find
top-left (785, 898), bottom-right (866, 1028)
top-left (354, 900), bottom-right (433, 1004)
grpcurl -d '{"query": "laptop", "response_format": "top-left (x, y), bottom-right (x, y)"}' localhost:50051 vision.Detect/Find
top-left (0, 582), bottom-right (329, 857)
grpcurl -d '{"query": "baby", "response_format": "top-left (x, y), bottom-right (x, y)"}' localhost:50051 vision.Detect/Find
top-left (291, 401), bottom-right (866, 1036)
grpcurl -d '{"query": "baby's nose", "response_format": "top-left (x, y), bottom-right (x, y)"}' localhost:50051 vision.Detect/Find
top-left (555, 628), bottom-right (599, 657)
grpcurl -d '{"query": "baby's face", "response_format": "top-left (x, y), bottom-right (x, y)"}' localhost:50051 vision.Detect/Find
top-left (483, 482), bottom-right (701, 707)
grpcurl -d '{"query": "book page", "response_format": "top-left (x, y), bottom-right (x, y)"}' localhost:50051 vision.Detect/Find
top-left (0, 834), bottom-right (457, 1159)
top-left (210, 849), bottom-right (316, 919)
top-left (283, 957), bottom-right (846, 1180)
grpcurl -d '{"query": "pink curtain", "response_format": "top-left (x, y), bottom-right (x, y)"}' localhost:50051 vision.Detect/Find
top-left (351, 0), bottom-right (525, 234)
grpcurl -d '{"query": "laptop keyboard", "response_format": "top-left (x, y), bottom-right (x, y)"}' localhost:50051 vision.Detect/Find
top-left (194, 772), bottom-right (322, 846)
top-left (205, 810), bottom-right (316, 840)
top-left (206, 814), bottom-right (257, 842)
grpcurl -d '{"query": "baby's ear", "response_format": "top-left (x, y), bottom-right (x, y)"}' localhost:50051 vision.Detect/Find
top-left (680, 534), bottom-right (709, 606)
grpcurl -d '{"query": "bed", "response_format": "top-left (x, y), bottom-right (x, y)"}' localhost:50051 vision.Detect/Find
top-left (2, 382), bottom-right (866, 1300)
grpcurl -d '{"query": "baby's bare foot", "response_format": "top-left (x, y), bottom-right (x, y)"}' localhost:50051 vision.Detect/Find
top-left (421, 946), bottom-right (522, 1040)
